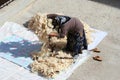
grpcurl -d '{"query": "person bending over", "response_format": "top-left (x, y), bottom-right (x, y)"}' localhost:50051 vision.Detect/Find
top-left (47, 14), bottom-right (88, 56)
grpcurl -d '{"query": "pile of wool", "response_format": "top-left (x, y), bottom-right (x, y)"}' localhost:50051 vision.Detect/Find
top-left (28, 13), bottom-right (55, 42)
top-left (30, 51), bottom-right (73, 78)
top-left (28, 13), bottom-right (94, 78)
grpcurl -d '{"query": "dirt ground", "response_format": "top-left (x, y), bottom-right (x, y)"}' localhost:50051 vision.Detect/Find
top-left (0, 0), bottom-right (120, 80)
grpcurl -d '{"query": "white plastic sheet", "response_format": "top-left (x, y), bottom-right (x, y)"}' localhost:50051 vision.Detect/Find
top-left (0, 22), bottom-right (107, 80)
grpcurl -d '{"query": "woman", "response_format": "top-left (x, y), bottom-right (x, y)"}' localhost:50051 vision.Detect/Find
top-left (47, 14), bottom-right (88, 56)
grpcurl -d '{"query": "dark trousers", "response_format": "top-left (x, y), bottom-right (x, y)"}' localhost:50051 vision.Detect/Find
top-left (66, 30), bottom-right (87, 56)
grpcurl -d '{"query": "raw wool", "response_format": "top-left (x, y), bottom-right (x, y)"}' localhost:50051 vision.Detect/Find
top-left (29, 36), bottom-right (73, 78)
top-left (30, 51), bottom-right (73, 78)
top-left (28, 13), bottom-right (54, 43)
top-left (28, 13), bottom-right (93, 78)
top-left (28, 13), bottom-right (56, 57)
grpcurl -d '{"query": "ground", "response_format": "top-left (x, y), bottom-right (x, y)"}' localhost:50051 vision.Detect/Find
top-left (0, 0), bottom-right (120, 80)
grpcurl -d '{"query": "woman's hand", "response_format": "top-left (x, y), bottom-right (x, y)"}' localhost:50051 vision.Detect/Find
top-left (48, 32), bottom-right (58, 37)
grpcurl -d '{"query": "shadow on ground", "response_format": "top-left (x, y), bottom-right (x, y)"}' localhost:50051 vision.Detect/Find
top-left (0, 40), bottom-right (42, 58)
top-left (90, 0), bottom-right (120, 9)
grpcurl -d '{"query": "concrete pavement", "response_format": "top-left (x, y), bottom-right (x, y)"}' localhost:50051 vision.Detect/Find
top-left (0, 0), bottom-right (120, 80)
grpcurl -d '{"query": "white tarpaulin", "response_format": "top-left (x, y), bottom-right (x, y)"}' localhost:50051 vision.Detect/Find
top-left (0, 22), bottom-right (107, 80)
